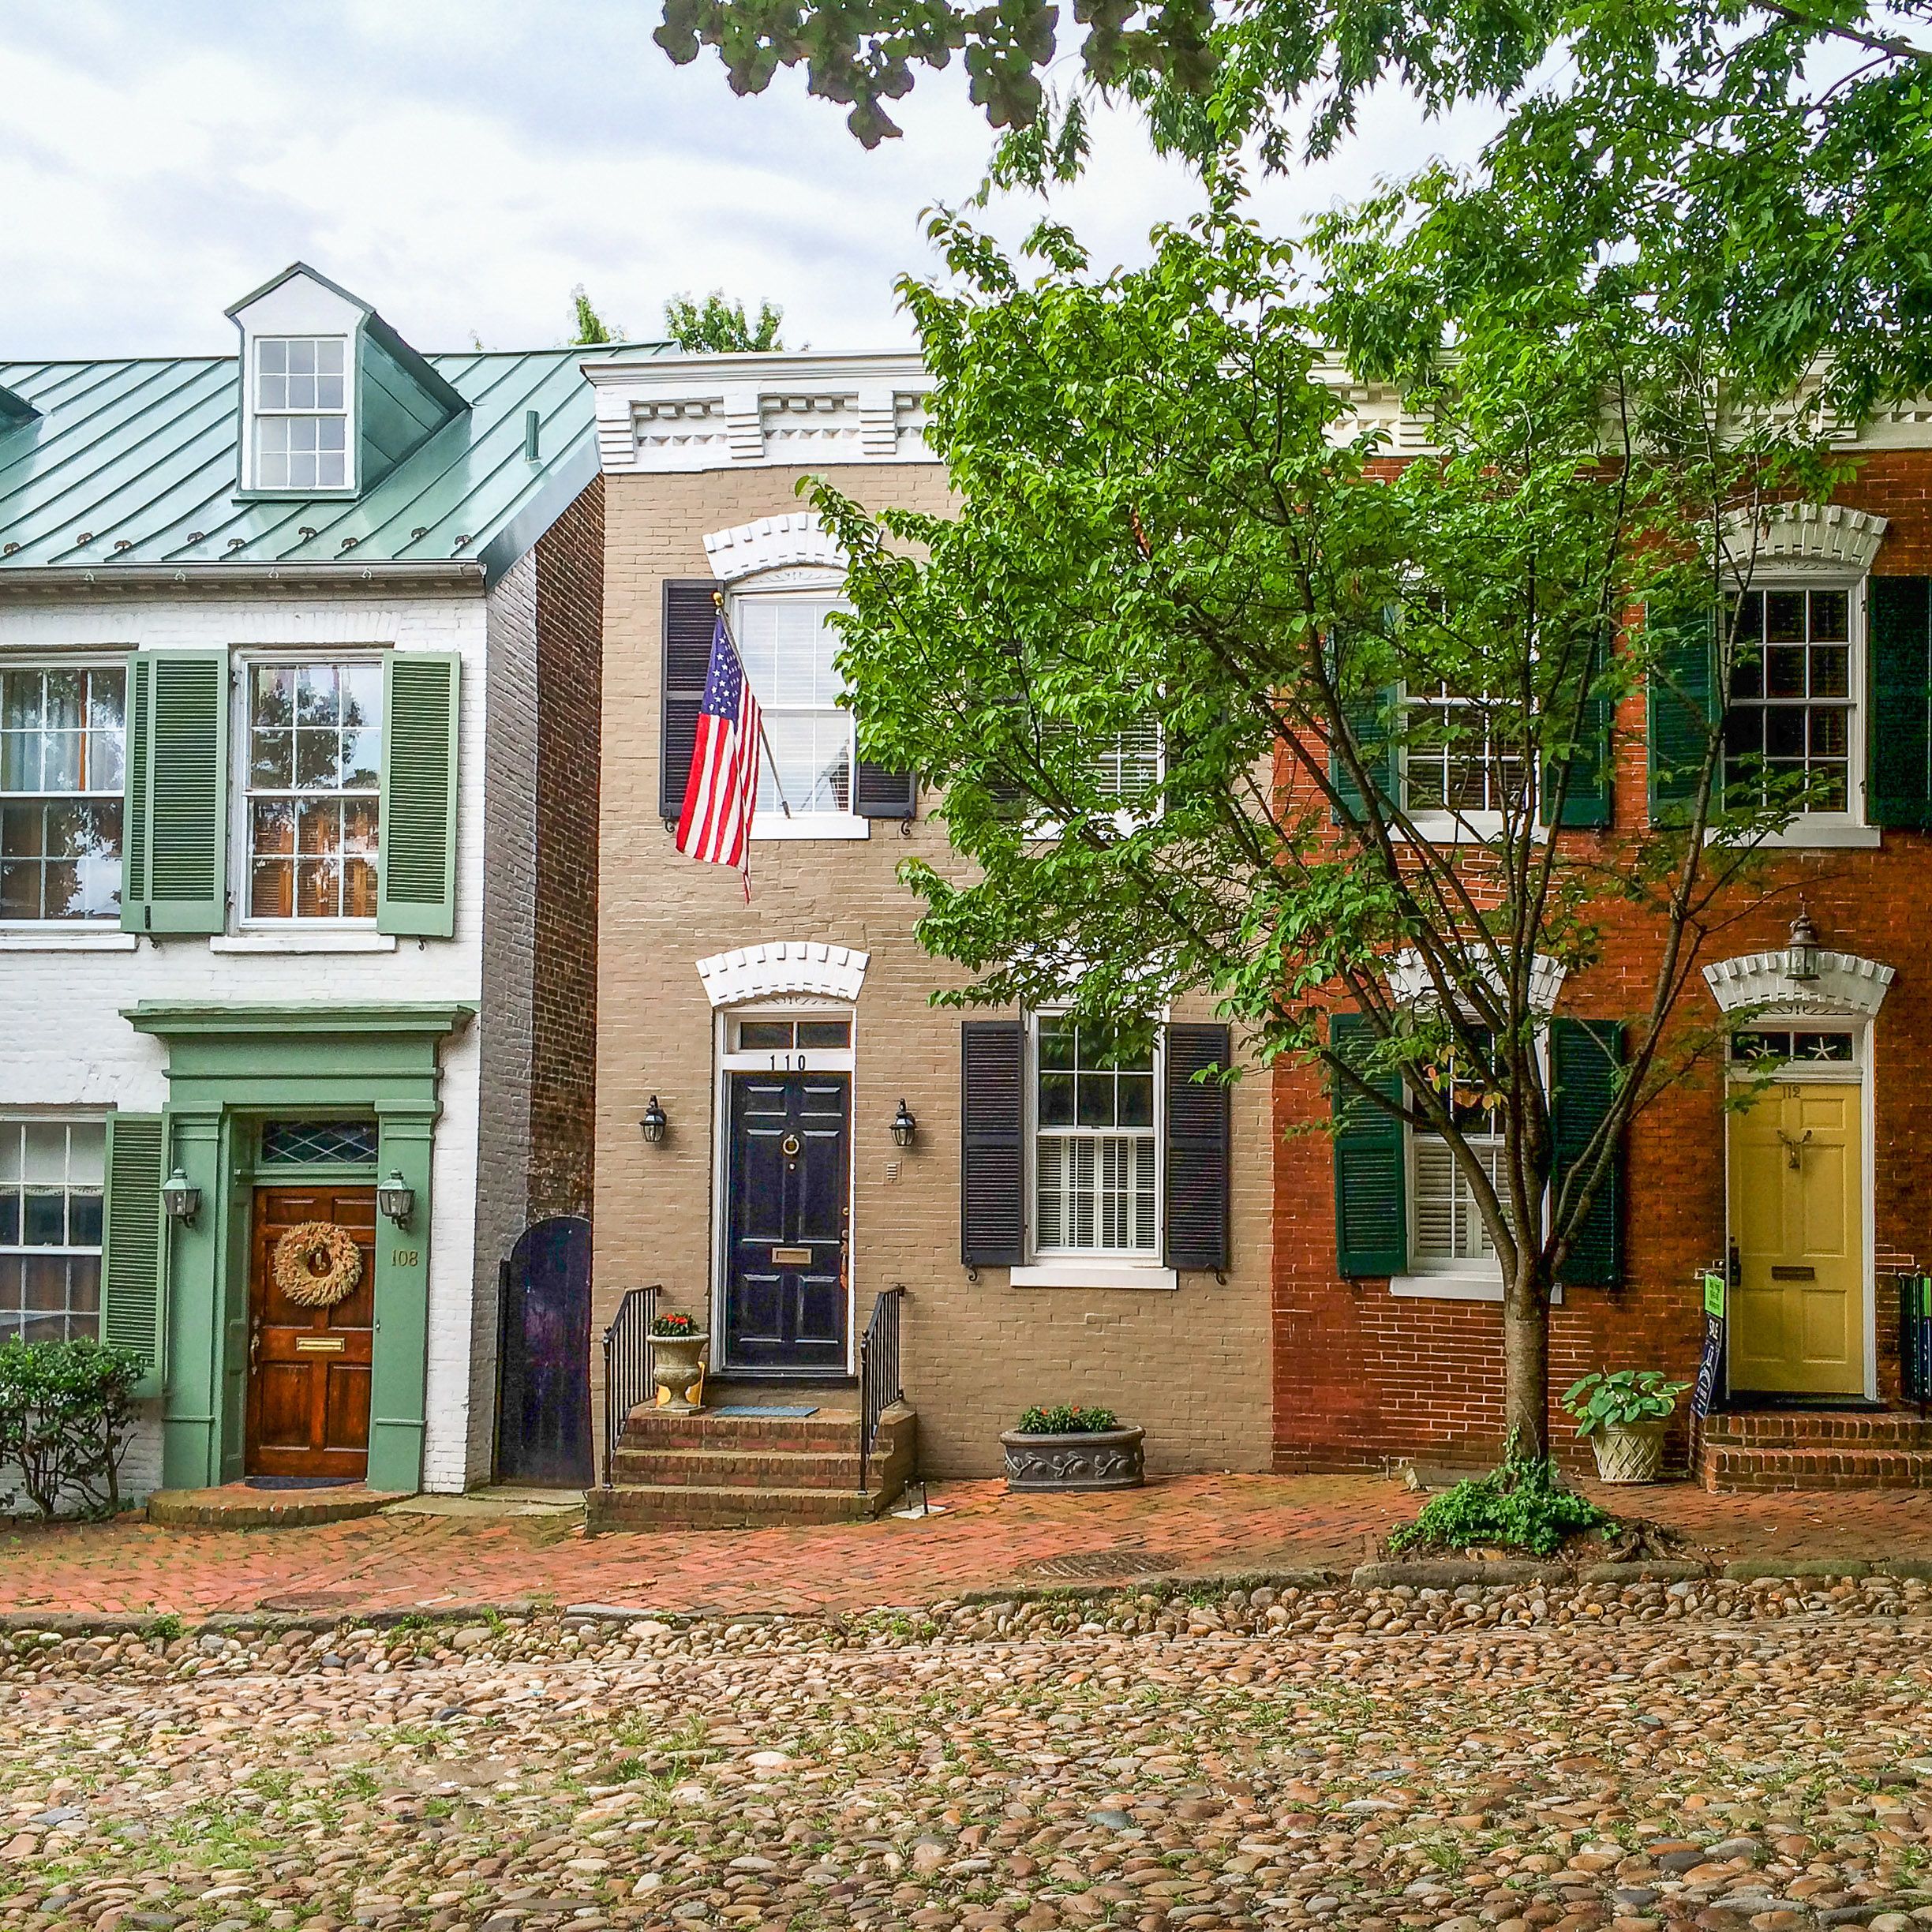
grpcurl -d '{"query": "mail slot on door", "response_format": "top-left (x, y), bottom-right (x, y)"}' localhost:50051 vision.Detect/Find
top-left (771, 1246), bottom-right (813, 1264)
top-left (294, 1335), bottom-right (348, 1353)
top-left (1771, 1265), bottom-right (1818, 1281)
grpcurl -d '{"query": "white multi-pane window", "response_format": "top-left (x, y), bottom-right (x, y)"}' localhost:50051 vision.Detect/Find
top-left (245, 661), bottom-right (381, 920)
top-left (0, 1120), bottom-right (105, 1344)
top-left (1404, 683), bottom-right (1526, 818)
top-left (1034, 1017), bottom-right (1159, 1254)
top-left (1409, 1039), bottom-right (1513, 1271)
top-left (1724, 587), bottom-right (1855, 814)
top-left (1090, 723), bottom-right (1162, 804)
top-left (0, 664), bottom-right (125, 923)
top-left (732, 593), bottom-right (856, 821)
top-left (253, 337), bottom-right (350, 489)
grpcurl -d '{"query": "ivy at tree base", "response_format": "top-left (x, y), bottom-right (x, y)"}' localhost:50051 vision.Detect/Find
top-left (1389, 1455), bottom-right (1616, 1559)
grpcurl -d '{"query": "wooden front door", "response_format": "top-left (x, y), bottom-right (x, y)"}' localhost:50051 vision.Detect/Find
top-left (246, 1186), bottom-right (377, 1478)
top-left (724, 1072), bottom-right (850, 1371)
top-left (1728, 1082), bottom-right (1864, 1395)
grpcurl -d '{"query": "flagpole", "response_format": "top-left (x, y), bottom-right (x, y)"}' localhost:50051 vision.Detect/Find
top-left (713, 591), bottom-right (793, 820)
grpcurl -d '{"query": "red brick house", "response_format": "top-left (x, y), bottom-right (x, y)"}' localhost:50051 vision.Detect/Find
top-left (1275, 437), bottom-right (1932, 1491)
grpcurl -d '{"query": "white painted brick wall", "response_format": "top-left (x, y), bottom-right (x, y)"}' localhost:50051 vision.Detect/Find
top-left (0, 590), bottom-right (498, 1496)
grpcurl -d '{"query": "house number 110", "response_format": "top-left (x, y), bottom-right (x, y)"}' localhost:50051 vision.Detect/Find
top-left (768, 1053), bottom-right (810, 1071)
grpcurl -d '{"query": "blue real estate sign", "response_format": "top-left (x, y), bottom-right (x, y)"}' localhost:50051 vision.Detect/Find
top-left (1691, 1271), bottom-right (1727, 1419)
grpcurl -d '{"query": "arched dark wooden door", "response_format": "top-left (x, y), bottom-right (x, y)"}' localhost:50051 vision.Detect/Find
top-left (496, 1215), bottom-right (593, 1486)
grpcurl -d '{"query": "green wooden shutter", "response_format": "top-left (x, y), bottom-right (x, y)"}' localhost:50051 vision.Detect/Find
top-left (1867, 577), bottom-right (1932, 828)
top-left (118, 653), bottom-right (152, 934)
top-left (102, 1113), bottom-right (165, 1396)
top-left (1646, 601), bottom-right (1717, 826)
top-left (960, 1020), bottom-right (1026, 1267)
top-left (1330, 1011), bottom-right (1408, 1277)
top-left (1330, 686), bottom-right (1400, 826)
top-left (129, 650), bottom-right (230, 934)
top-left (1549, 1018), bottom-right (1624, 1288)
top-left (378, 653), bottom-right (461, 938)
top-left (1164, 1023), bottom-right (1231, 1271)
top-left (1541, 630), bottom-right (1614, 829)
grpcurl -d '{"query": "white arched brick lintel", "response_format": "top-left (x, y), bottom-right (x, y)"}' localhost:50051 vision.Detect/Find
top-left (1720, 502), bottom-right (1889, 578)
top-left (1702, 949), bottom-right (1895, 1019)
top-left (697, 940), bottom-right (871, 1009)
top-left (703, 512), bottom-right (846, 586)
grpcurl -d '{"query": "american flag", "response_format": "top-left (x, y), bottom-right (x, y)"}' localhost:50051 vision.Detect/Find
top-left (676, 612), bottom-right (762, 876)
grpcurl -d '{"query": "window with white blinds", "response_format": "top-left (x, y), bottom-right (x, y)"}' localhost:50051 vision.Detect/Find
top-left (1033, 1017), bottom-right (1159, 1255)
top-left (1091, 722), bottom-right (1162, 803)
top-left (1410, 1135), bottom-right (1507, 1265)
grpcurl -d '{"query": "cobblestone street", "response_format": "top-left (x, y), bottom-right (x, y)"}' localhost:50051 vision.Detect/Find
top-left (3, 1574), bottom-right (1931, 1932)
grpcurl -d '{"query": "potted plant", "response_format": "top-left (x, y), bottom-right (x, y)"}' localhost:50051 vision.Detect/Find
top-left (649, 1310), bottom-right (709, 1415)
top-left (1000, 1405), bottom-right (1145, 1492)
top-left (1562, 1368), bottom-right (1690, 1484)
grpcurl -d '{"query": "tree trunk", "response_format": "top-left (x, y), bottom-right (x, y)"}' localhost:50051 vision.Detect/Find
top-left (1502, 1263), bottom-right (1552, 1462)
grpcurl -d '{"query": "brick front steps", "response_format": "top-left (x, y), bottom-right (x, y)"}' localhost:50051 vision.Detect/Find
top-left (1698, 1407), bottom-right (1932, 1492)
top-left (146, 1485), bottom-right (407, 1529)
top-left (586, 1401), bottom-right (917, 1532)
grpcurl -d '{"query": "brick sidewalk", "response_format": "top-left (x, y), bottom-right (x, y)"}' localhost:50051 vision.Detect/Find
top-left (4, 1472), bottom-right (1931, 1620)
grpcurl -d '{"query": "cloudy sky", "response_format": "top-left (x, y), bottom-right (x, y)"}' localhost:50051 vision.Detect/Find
top-left (2, 0), bottom-right (1496, 359)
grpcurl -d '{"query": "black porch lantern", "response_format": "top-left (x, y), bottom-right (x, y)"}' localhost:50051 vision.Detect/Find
top-left (377, 1170), bottom-right (416, 1227)
top-left (1786, 904), bottom-right (1821, 983)
top-left (640, 1095), bottom-right (668, 1144)
top-left (160, 1167), bottom-right (200, 1226)
top-left (891, 1098), bottom-right (917, 1148)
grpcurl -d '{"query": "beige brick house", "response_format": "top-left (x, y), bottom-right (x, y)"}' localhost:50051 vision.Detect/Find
top-left (586, 350), bottom-right (1273, 1515)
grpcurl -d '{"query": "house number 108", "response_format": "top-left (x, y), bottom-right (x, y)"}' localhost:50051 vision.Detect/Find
top-left (391, 1248), bottom-right (421, 1267)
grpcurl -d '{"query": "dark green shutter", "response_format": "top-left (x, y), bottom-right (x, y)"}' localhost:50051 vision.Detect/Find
top-left (1550, 1018), bottom-right (1624, 1288)
top-left (1164, 1023), bottom-right (1231, 1271)
top-left (960, 1020), bottom-right (1026, 1267)
top-left (118, 653), bottom-right (152, 934)
top-left (1330, 686), bottom-right (1400, 826)
top-left (854, 762), bottom-right (917, 819)
top-left (102, 1112), bottom-right (165, 1395)
top-left (1646, 601), bottom-right (1717, 826)
top-left (1867, 576), bottom-right (1932, 827)
top-left (121, 650), bottom-right (229, 934)
top-left (1330, 1011), bottom-right (1407, 1277)
top-left (1541, 630), bottom-right (1614, 829)
top-left (378, 653), bottom-right (460, 938)
top-left (661, 580), bottom-right (717, 821)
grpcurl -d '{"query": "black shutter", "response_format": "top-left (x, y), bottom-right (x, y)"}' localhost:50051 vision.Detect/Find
top-left (1868, 576), bottom-right (1932, 828)
top-left (1164, 1023), bottom-right (1231, 1271)
top-left (854, 762), bottom-right (917, 819)
top-left (1550, 1018), bottom-right (1624, 1287)
top-left (960, 1020), bottom-right (1026, 1267)
top-left (1330, 1011), bottom-right (1408, 1277)
top-left (1646, 600), bottom-right (1717, 826)
top-left (661, 580), bottom-right (717, 822)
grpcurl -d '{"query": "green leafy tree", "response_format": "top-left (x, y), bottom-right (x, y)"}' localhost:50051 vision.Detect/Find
top-left (664, 291), bottom-right (787, 353)
top-left (811, 193), bottom-right (1839, 1455)
top-left (571, 286), bottom-right (623, 346)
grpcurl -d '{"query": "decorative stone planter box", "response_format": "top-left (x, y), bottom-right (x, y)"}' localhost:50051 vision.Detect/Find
top-left (1000, 1424), bottom-right (1146, 1492)
top-left (1589, 1418), bottom-right (1668, 1484)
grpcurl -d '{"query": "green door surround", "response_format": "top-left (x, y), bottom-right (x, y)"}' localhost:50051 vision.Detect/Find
top-left (124, 1002), bottom-right (474, 1495)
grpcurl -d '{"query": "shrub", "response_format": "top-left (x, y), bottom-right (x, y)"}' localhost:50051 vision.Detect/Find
top-left (1388, 1453), bottom-right (1613, 1558)
top-left (1015, 1404), bottom-right (1120, 1434)
top-left (649, 1311), bottom-right (701, 1338)
top-left (0, 1338), bottom-right (148, 1521)
top-left (1561, 1368), bottom-right (1690, 1436)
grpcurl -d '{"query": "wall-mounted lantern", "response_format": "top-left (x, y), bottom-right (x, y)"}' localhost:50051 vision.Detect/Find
top-left (891, 1099), bottom-right (918, 1148)
top-left (1785, 904), bottom-right (1821, 983)
top-left (377, 1170), bottom-right (416, 1228)
top-left (640, 1095), bottom-right (668, 1145)
top-left (160, 1168), bottom-right (200, 1226)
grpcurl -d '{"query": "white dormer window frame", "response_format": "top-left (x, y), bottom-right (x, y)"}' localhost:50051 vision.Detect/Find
top-left (245, 334), bottom-right (354, 495)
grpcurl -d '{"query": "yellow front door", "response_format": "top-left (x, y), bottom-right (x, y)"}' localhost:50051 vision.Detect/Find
top-left (1728, 1081), bottom-right (1864, 1395)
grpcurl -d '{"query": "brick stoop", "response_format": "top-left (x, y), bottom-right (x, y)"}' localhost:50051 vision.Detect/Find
top-left (586, 1400), bottom-right (917, 1532)
top-left (1697, 1408), bottom-right (1932, 1492)
top-left (147, 1485), bottom-right (408, 1529)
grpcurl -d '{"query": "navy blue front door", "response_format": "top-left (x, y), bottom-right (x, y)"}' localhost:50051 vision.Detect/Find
top-left (726, 1073), bottom-right (850, 1370)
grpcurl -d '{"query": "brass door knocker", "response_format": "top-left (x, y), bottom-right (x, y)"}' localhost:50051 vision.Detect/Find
top-left (781, 1133), bottom-right (802, 1163)
top-left (1777, 1127), bottom-right (1814, 1171)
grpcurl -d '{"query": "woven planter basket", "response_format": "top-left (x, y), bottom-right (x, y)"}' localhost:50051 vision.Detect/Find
top-left (1589, 1418), bottom-right (1666, 1484)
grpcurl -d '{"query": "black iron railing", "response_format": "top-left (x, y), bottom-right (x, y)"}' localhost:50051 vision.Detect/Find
top-left (600, 1283), bottom-right (661, 1488)
top-left (1903, 1275), bottom-right (1932, 1415)
top-left (858, 1284), bottom-right (907, 1495)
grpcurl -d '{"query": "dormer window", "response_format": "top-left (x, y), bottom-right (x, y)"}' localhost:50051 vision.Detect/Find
top-left (253, 337), bottom-right (349, 489)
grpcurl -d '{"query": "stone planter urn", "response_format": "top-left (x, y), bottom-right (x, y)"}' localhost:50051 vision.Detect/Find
top-left (1588, 1417), bottom-right (1667, 1484)
top-left (1000, 1424), bottom-right (1145, 1492)
top-left (650, 1332), bottom-right (709, 1415)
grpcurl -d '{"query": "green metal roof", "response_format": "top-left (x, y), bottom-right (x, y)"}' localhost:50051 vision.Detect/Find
top-left (0, 335), bottom-right (665, 588)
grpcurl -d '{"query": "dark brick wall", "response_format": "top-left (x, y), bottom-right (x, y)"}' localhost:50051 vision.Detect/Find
top-left (1275, 453), bottom-right (1932, 1471)
top-left (527, 476), bottom-right (605, 1221)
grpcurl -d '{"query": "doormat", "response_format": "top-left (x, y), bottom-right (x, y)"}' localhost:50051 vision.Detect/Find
top-left (1023, 1548), bottom-right (1174, 1580)
top-left (245, 1476), bottom-right (357, 1491)
top-left (709, 1404), bottom-right (820, 1418)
